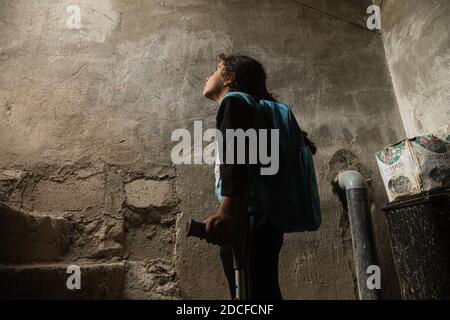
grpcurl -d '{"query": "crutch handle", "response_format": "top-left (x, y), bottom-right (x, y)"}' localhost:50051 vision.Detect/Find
top-left (186, 218), bottom-right (206, 239)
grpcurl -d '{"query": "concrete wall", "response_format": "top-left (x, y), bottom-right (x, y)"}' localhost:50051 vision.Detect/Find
top-left (1, 0), bottom-right (405, 299)
top-left (381, 0), bottom-right (450, 138)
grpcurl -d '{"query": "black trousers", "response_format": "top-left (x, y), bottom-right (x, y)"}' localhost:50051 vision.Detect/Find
top-left (219, 212), bottom-right (284, 300)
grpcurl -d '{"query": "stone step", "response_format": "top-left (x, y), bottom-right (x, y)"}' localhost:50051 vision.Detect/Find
top-left (0, 203), bottom-right (70, 263)
top-left (0, 262), bottom-right (125, 299)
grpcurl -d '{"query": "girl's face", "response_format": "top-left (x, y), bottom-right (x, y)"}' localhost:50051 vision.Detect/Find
top-left (203, 61), bottom-right (229, 101)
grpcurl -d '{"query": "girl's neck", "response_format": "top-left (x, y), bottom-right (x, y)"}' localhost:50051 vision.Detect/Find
top-left (216, 87), bottom-right (231, 105)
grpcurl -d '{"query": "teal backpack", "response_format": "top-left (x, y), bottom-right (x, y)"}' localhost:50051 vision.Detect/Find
top-left (217, 91), bottom-right (322, 233)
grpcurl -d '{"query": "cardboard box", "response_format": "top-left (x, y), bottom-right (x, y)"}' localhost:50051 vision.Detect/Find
top-left (376, 135), bottom-right (450, 202)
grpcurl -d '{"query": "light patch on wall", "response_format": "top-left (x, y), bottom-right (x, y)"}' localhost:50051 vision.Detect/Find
top-left (4, 0), bottom-right (120, 44)
top-left (61, 0), bottom-right (120, 43)
top-left (109, 29), bottom-right (232, 110)
top-left (381, 0), bottom-right (450, 138)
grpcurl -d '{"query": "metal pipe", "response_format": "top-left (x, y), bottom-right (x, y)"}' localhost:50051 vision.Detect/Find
top-left (336, 170), bottom-right (379, 300)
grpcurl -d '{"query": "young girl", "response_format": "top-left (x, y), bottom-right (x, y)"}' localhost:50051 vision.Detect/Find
top-left (201, 54), bottom-right (287, 300)
top-left (203, 54), bottom-right (316, 300)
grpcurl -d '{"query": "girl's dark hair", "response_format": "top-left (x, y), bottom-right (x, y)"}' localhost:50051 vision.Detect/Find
top-left (218, 53), bottom-right (276, 102)
top-left (217, 53), bottom-right (317, 154)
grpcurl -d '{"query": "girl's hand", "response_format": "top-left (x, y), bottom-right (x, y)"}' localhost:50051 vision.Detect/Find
top-left (203, 196), bottom-right (240, 245)
top-left (203, 212), bottom-right (236, 245)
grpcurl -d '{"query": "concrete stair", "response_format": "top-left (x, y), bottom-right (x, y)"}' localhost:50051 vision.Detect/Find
top-left (0, 203), bottom-right (70, 263)
top-left (0, 262), bottom-right (125, 299)
top-left (0, 202), bottom-right (126, 299)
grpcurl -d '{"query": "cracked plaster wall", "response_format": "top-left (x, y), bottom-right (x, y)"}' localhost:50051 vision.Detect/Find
top-left (380, 0), bottom-right (450, 138)
top-left (0, 0), bottom-right (407, 299)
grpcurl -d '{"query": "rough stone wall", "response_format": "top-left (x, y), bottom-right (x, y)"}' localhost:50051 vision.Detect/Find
top-left (380, 0), bottom-right (450, 138)
top-left (1, 0), bottom-right (405, 299)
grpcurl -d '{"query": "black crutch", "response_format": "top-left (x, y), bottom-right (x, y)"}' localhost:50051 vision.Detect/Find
top-left (186, 182), bottom-right (254, 300)
top-left (186, 216), bottom-right (253, 300)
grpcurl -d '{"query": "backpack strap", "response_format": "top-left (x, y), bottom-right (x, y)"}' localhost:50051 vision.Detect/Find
top-left (222, 91), bottom-right (273, 227)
